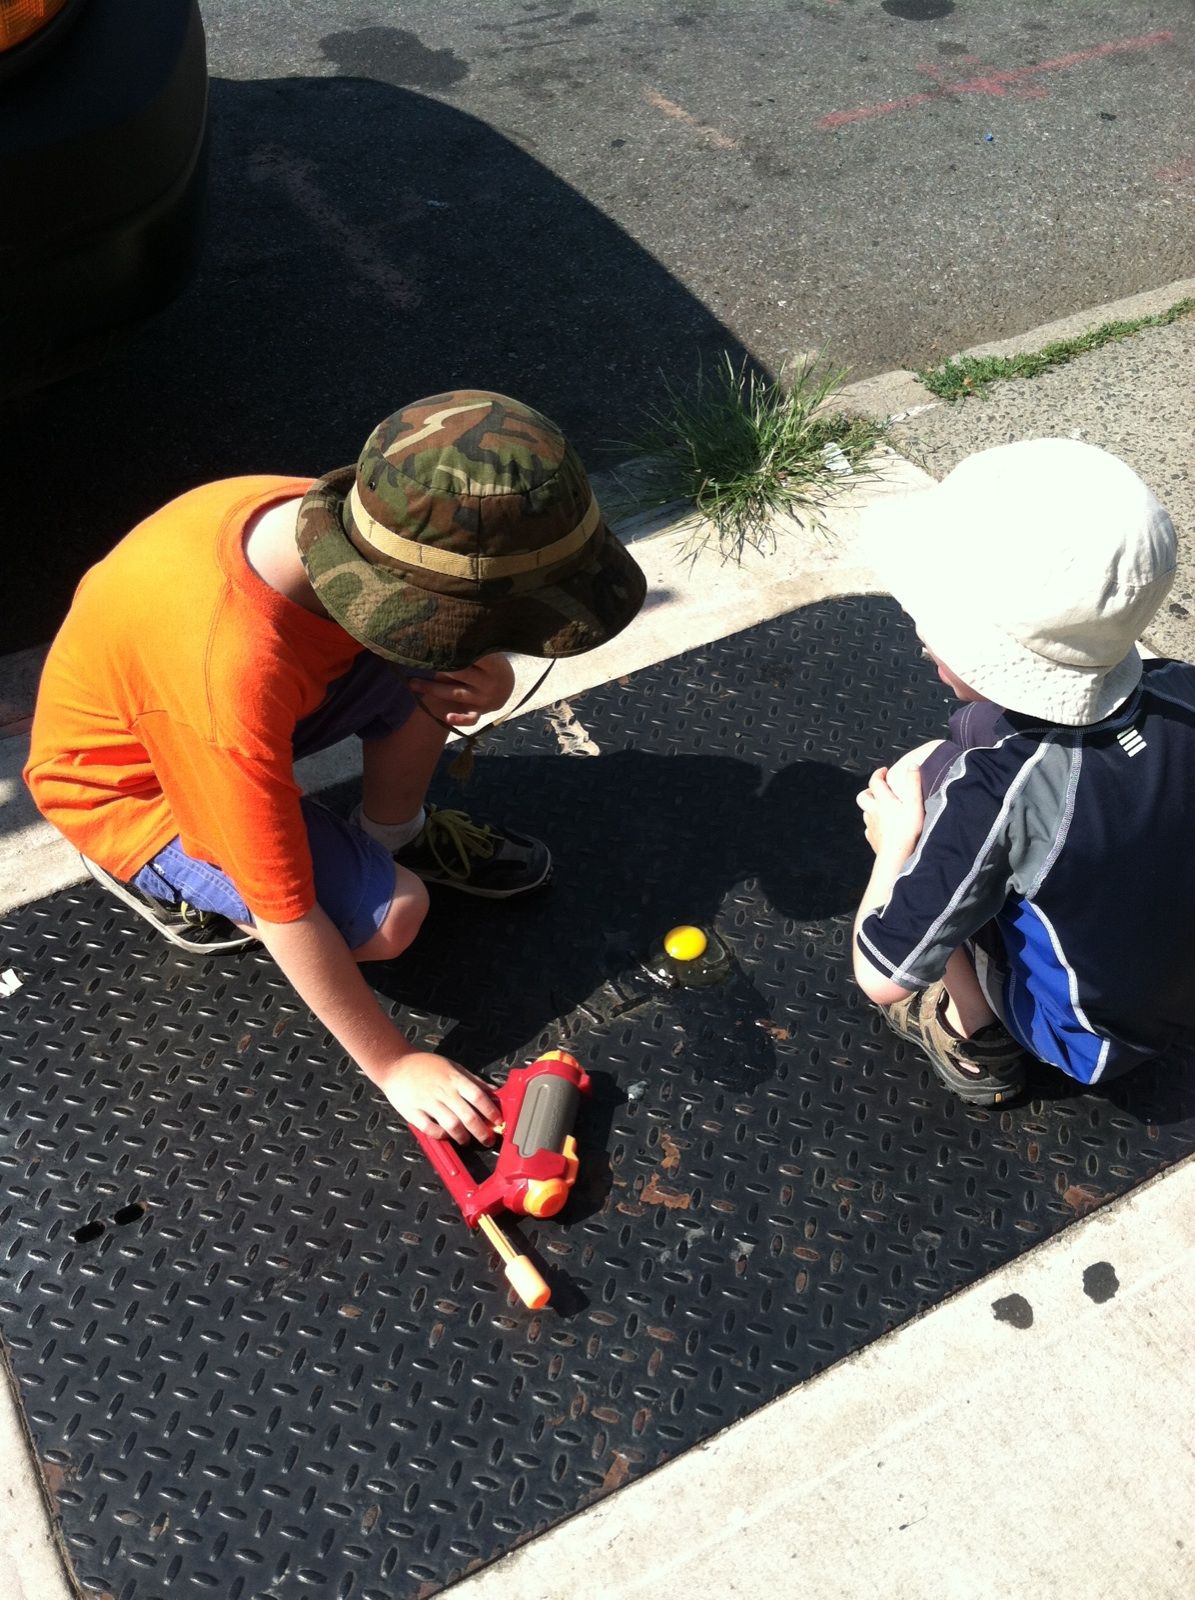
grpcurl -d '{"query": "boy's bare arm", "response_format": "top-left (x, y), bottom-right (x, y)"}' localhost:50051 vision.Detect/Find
top-left (852, 853), bottom-right (916, 1006)
top-left (852, 761), bottom-right (924, 1006)
top-left (253, 905), bottom-right (500, 1145)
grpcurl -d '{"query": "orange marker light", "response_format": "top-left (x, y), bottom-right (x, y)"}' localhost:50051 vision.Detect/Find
top-left (1, 0), bottom-right (70, 53)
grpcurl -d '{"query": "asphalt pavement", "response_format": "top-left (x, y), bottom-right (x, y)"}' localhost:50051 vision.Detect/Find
top-left (4, 1), bottom-right (1195, 648)
top-left (207, 0), bottom-right (1195, 380)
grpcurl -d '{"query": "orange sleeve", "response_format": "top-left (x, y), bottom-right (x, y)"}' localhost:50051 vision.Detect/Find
top-left (135, 711), bottom-right (315, 922)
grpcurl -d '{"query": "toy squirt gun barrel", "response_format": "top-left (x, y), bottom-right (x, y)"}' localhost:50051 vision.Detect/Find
top-left (412, 1048), bottom-right (591, 1309)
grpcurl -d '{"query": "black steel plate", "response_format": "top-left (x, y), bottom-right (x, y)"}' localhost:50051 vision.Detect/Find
top-left (2, 598), bottom-right (1192, 1600)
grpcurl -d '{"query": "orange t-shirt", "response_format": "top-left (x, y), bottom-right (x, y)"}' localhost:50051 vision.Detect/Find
top-left (25, 476), bottom-right (365, 922)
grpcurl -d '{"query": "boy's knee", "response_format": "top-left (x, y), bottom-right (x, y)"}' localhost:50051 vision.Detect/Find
top-left (353, 868), bottom-right (428, 961)
top-left (888, 739), bottom-right (943, 783)
top-left (383, 869), bottom-right (430, 954)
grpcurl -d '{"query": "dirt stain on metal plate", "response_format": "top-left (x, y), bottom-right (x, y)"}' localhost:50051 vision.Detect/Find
top-left (641, 1174), bottom-right (691, 1210)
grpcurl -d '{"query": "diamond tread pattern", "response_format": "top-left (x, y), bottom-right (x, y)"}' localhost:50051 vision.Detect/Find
top-left (1, 598), bottom-right (1191, 1600)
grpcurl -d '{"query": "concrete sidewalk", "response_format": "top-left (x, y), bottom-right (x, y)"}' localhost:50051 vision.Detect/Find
top-left (2, 282), bottom-right (1194, 1600)
top-left (862, 274), bottom-right (1195, 666)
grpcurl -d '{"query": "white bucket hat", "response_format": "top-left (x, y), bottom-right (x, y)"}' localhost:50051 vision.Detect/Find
top-left (860, 438), bottom-right (1177, 725)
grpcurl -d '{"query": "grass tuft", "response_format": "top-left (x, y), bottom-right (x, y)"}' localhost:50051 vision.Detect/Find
top-left (918, 296), bottom-right (1195, 401)
top-left (613, 354), bottom-right (884, 563)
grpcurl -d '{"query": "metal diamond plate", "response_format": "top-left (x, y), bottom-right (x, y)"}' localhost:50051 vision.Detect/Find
top-left (1, 597), bottom-right (1192, 1599)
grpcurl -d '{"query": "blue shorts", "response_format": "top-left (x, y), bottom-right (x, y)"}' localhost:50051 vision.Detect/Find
top-left (130, 652), bottom-right (415, 948)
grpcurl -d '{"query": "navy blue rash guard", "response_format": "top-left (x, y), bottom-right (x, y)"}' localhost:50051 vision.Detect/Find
top-left (858, 658), bottom-right (1195, 1084)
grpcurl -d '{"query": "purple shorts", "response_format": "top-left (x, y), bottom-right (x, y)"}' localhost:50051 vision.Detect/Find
top-left (130, 652), bottom-right (416, 948)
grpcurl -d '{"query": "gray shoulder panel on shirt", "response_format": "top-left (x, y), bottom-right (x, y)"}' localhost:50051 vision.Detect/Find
top-left (1010, 737), bottom-right (1080, 898)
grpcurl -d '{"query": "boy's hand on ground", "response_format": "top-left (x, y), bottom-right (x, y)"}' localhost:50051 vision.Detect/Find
top-left (410, 654), bottom-right (515, 728)
top-left (381, 1051), bottom-right (502, 1144)
top-left (856, 761), bottom-right (926, 862)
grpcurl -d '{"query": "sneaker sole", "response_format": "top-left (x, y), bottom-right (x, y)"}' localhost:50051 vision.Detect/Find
top-left (81, 858), bottom-right (258, 953)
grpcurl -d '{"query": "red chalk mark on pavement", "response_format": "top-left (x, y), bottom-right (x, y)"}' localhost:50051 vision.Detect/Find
top-left (916, 60), bottom-right (1045, 99)
top-left (819, 29), bottom-right (1175, 129)
top-left (248, 144), bottom-right (423, 310)
top-left (644, 88), bottom-right (738, 149)
top-left (1155, 159), bottom-right (1195, 183)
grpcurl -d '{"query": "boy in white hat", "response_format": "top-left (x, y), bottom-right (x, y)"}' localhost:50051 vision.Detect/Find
top-left (853, 438), bottom-right (1189, 1105)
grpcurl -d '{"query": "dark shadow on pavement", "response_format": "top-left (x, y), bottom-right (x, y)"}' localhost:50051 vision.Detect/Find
top-left (3, 74), bottom-right (760, 653)
top-left (352, 742), bottom-right (1195, 1135)
top-left (357, 747), bottom-right (873, 1074)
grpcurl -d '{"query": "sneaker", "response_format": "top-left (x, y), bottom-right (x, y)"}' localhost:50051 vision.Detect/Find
top-left (81, 857), bottom-right (257, 953)
top-left (881, 980), bottom-right (1027, 1106)
top-left (393, 805), bottom-right (552, 898)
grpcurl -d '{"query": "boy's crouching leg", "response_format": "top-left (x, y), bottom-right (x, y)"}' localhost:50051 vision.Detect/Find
top-left (351, 866), bottom-right (430, 963)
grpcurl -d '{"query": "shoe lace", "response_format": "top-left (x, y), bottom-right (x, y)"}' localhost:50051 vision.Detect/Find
top-left (420, 807), bottom-right (499, 881)
top-left (178, 900), bottom-right (225, 931)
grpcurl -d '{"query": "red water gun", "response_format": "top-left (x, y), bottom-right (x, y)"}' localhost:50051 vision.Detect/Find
top-left (412, 1048), bottom-right (591, 1309)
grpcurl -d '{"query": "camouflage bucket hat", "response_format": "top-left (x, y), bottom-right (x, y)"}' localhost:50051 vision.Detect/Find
top-left (296, 390), bottom-right (647, 671)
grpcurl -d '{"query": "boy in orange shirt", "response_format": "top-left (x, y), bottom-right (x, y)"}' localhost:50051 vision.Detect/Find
top-left (26, 392), bottom-right (645, 1144)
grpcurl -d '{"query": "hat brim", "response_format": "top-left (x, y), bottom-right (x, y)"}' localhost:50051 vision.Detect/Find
top-left (297, 468), bottom-right (647, 671)
top-left (860, 487), bottom-right (1142, 726)
top-left (905, 598), bottom-right (1143, 726)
